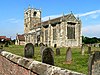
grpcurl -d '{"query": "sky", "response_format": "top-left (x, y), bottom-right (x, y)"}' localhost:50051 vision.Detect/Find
top-left (0, 0), bottom-right (100, 39)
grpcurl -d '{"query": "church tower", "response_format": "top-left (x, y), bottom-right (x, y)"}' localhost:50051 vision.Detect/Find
top-left (24, 5), bottom-right (41, 34)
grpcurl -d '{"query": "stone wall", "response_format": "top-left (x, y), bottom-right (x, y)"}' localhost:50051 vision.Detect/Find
top-left (0, 49), bottom-right (85, 75)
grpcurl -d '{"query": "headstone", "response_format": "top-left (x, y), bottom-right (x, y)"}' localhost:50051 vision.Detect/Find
top-left (40, 46), bottom-right (46, 55)
top-left (39, 43), bottom-right (44, 47)
top-left (81, 44), bottom-right (85, 55)
top-left (24, 43), bottom-right (34, 58)
top-left (42, 47), bottom-right (54, 65)
top-left (56, 48), bottom-right (60, 55)
top-left (88, 51), bottom-right (100, 75)
top-left (5, 42), bottom-right (9, 47)
top-left (0, 45), bottom-right (3, 49)
top-left (65, 47), bottom-right (72, 64)
top-left (88, 46), bottom-right (91, 54)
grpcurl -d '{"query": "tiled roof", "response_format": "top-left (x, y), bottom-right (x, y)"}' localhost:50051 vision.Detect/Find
top-left (17, 34), bottom-right (25, 41)
top-left (0, 36), bottom-right (6, 39)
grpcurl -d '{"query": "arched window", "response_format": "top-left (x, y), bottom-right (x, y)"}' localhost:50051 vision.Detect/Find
top-left (33, 11), bottom-right (37, 16)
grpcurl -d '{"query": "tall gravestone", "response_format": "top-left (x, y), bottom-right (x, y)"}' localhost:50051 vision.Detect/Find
top-left (88, 51), bottom-right (100, 75)
top-left (81, 44), bottom-right (85, 55)
top-left (56, 48), bottom-right (60, 55)
top-left (24, 43), bottom-right (34, 58)
top-left (88, 46), bottom-right (91, 54)
top-left (42, 47), bottom-right (54, 65)
top-left (65, 47), bottom-right (72, 64)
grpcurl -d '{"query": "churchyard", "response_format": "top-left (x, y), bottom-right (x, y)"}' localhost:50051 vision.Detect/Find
top-left (3, 44), bottom-right (100, 74)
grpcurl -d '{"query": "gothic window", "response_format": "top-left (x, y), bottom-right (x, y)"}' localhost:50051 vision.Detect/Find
top-left (53, 28), bottom-right (57, 40)
top-left (67, 23), bottom-right (75, 39)
top-left (45, 30), bottom-right (48, 42)
top-left (33, 11), bottom-right (37, 16)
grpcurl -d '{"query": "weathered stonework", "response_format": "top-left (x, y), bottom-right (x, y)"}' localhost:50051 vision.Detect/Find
top-left (0, 49), bottom-right (85, 75)
top-left (88, 51), bottom-right (100, 75)
top-left (24, 6), bottom-right (82, 47)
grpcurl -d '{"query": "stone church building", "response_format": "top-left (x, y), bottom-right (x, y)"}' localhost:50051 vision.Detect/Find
top-left (24, 6), bottom-right (82, 47)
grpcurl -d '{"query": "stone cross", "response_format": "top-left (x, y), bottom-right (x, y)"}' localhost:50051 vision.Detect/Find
top-left (88, 51), bottom-right (100, 75)
top-left (42, 47), bottom-right (54, 65)
top-left (88, 46), bottom-right (91, 54)
top-left (65, 47), bottom-right (72, 64)
top-left (24, 43), bottom-right (34, 58)
top-left (56, 48), bottom-right (60, 55)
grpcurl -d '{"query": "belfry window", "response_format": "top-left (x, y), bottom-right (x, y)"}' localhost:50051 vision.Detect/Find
top-left (33, 11), bottom-right (37, 16)
top-left (67, 22), bottom-right (75, 39)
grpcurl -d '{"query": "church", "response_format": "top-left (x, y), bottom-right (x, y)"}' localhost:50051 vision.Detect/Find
top-left (24, 6), bottom-right (82, 47)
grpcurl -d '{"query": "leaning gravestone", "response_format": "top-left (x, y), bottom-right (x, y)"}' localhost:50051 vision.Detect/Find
top-left (81, 45), bottom-right (85, 55)
top-left (65, 47), bottom-right (72, 64)
top-left (24, 43), bottom-right (34, 58)
top-left (56, 48), bottom-right (60, 55)
top-left (88, 46), bottom-right (91, 54)
top-left (42, 47), bottom-right (54, 65)
top-left (88, 51), bottom-right (100, 75)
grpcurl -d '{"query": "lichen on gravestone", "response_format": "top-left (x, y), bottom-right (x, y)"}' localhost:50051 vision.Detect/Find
top-left (42, 47), bottom-right (54, 65)
top-left (24, 43), bottom-right (34, 58)
top-left (65, 47), bottom-right (72, 64)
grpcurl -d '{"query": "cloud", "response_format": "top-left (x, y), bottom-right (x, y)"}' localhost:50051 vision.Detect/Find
top-left (7, 18), bottom-right (23, 24)
top-left (76, 10), bottom-right (100, 19)
top-left (82, 24), bottom-right (100, 37)
top-left (42, 10), bottom-right (100, 21)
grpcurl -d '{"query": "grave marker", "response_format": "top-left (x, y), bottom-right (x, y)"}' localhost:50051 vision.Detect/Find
top-left (88, 51), bottom-right (100, 75)
top-left (42, 47), bottom-right (54, 65)
top-left (88, 46), bottom-right (91, 54)
top-left (56, 48), bottom-right (60, 55)
top-left (81, 44), bottom-right (85, 55)
top-left (24, 43), bottom-right (34, 58)
top-left (65, 47), bottom-right (72, 64)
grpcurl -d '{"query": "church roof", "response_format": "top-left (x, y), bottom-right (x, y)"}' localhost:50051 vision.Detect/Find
top-left (34, 13), bottom-right (77, 28)
top-left (17, 34), bottom-right (25, 41)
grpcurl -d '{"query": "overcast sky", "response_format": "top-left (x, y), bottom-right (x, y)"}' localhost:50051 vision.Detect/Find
top-left (0, 0), bottom-right (100, 39)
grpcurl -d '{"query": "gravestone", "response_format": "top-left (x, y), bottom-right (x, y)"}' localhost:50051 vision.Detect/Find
top-left (39, 43), bottom-right (44, 47)
top-left (24, 43), bottom-right (34, 58)
top-left (65, 47), bottom-right (72, 64)
top-left (56, 48), bottom-right (60, 55)
top-left (42, 47), bottom-right (54, 65)
top-left (40, 46), bottom-right (46, 55)
top-left (0, 44), bottom-right (3, 49)
top-left (88, 46), bottom-right (91, 54)
top-left (81, 44), bottom-right (85, 55)
top-left (88, 51), bottom-right (100, 75)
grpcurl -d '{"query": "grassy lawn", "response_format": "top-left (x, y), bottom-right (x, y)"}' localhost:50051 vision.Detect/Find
top-left (3, 45), bottom-right (100, 74)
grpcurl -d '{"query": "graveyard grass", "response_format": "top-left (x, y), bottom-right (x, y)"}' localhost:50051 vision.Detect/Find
top-left (3, 45), bottom-right (100, 74)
